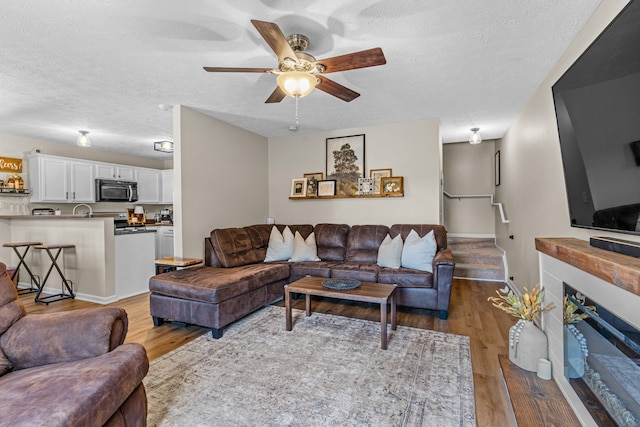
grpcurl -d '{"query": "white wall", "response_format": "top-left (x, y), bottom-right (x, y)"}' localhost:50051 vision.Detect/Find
top-left (267, 118), bottom-right (441, 226)
top-left (496, 0), bottom-right (633, 291)
top-left (174, 106), bottom-right (269, 258)
top-left (443, 140), bottom-right (496, 236)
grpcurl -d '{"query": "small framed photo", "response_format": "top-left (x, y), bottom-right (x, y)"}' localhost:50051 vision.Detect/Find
top-left (291, 178), bottom-right (308, 197)
top-left (303, 172), bottom-right (324, 196)
top-left (370, 168), bottom-right (392, 194)
top-left (358, 177), bottom-right (374, 195)
top-left (317, 179), bottom-right (337, 197)
top-left (380, 176), bottom-right (404, 195)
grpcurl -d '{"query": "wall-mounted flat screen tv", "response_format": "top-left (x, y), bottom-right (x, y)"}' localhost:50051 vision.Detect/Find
top-left (552, 0), bottom-right (640, 235)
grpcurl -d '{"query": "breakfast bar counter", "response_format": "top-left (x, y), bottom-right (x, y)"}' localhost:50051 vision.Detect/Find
top-left (0, 215), bottom-right (120, 303)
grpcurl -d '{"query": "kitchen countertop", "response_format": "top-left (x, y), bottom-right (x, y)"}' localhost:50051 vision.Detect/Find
top-left (114, 228), bottom-right (157, 235)
top-left (0, 214), bottom-right (113, 219)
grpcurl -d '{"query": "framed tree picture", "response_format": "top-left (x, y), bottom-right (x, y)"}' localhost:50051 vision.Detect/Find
top-left (326, 134), bottom-right (365, 196)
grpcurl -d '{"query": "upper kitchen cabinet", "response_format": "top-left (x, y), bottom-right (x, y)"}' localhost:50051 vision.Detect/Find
top-left (95, 163), bottom-right (135, 181)
top-left (136, 168), bottom-right (161, 203)
top-left (162, 170), bottom-right (173, 204)
top-left (29, 154), bottom-right (95, 202)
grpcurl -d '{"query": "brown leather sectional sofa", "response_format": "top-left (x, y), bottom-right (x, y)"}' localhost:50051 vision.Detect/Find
top-left (149, 224), bottom-right (455, 338)
top-left (0, 262), bottom-right (149, 427)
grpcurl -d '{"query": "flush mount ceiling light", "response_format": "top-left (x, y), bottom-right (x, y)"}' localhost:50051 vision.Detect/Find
top-left (77, 130), bottom-right (90, 147)
top-left (154, 140), bottom-right (174, 153)
top-left (469, 127), bottom-right (482, 145)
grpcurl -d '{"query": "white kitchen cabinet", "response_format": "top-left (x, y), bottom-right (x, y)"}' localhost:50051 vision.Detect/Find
top-left (95, 163), bottom-right (135, 180)
top-left (162, 169), bottom-right (173, 203)
top-left (136, 168), bottom-right (161, 203)
top-left (29, 155), bottom-right (95, 202)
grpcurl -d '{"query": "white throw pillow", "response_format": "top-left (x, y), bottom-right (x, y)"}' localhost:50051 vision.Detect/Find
top-left (401, 229), bottom-right (437, 273)
top-left (289, 231), bottom-right (321, 262)
top-left (377, 234), bottom-right (403, 269)
top-left (264, 226), bottom-right (294, 262)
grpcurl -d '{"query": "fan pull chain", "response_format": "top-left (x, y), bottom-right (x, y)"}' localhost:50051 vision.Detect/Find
top-left (289, 95), bottom-right (300, 131)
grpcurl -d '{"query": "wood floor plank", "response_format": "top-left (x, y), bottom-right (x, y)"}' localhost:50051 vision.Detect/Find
top-left (19, 279), bottom-right (540, 426)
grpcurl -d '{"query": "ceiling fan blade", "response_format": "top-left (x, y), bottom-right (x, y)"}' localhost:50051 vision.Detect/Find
top-left (203, 67), bottom-right (272, 73)
top-left (251, 20), bottom-right (297, 62)
top-left (316, 48), bottom-right (386, 74)
top-left (265, 86), bottom-right (286, 103)
top-left (316, 77), bottom-right (360, 102)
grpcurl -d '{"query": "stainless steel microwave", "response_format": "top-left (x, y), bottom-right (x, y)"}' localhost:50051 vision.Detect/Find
top-left (95, 179), bottom-right (138, 202)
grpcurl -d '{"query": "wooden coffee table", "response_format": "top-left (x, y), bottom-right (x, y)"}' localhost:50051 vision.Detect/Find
top-left (285, 276), bottom-right (397, 350)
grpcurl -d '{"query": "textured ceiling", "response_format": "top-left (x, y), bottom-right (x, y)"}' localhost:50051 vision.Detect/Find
top-left (0, 0), bottom-right (601, 159)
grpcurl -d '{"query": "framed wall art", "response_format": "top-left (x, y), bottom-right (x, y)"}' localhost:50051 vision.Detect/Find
top-left (358, 177), bottom-right (374, 195)
top-left (303, 172), bottom-right (324, 196)
top-left (290, 178), bottom-right (308, 197)
top-left (380, 176), bottom-right (404, 195)
top-left (370, 168), bottom-right (392, 194)
top-left (317, 179), bottom-right (337, 197)
top-left (326, 134), bottom-right (365, 196)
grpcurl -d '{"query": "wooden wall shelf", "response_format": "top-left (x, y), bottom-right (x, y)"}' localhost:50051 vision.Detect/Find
top-left (289, 193), bottom-right (404, 200)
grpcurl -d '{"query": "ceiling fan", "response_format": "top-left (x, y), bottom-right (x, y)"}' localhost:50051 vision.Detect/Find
top-left (203, 19), bottom-right (386, 103)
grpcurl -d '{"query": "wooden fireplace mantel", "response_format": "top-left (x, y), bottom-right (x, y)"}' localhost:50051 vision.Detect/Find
top-left (535, 237), bottom-right (640, 298)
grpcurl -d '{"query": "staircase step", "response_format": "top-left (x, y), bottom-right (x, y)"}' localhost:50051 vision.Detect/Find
top-left (448, 237), bottom-right (496, 249)
top-left (448, 237), bottom-right (506, 281)
top-left (455, 263), bottom-right (505, 281)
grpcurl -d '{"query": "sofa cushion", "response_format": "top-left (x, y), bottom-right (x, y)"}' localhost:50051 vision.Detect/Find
top-left (330, 262), bottom-right (379, 282)
top-left (389, 224), bottom-right (448, 251)
top-left (378, 268), bottom-right (434, 288)
top-left (346, 225), bottom-right (389, 263)
top-left (0, 344), bottom-right (148, 427)
top-left (264, 226), bottom-right (295, 262)
top-left (289, 231), bottom-right (321, 262)
top-left (377, 234), bottom-right (403, 269)
top-left (211, 228), bottom-right (262, 268)
top-left (149, 264), bottom-right (290, 304)
top-left (401, 229), bottom-right (437, 273)
top-left (314, 223), bottom-right (350, 261)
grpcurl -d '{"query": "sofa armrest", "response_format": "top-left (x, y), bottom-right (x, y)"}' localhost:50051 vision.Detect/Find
top-left (1, 307), bottom-right (128, 370)
top-left (433, 248), bottom-right (455, 315)
top-left (433, 247), bottom-right (454, 267)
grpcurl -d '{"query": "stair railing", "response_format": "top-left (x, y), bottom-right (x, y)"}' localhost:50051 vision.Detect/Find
top-left (443, 191), bottom-right (510, 224)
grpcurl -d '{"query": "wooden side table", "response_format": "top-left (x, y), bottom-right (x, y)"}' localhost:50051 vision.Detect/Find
top-left (154, 257), bottom-right (203, 274)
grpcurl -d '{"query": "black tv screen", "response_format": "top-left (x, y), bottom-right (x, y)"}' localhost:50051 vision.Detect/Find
top-left (552, 0), bottom-right (640, 235)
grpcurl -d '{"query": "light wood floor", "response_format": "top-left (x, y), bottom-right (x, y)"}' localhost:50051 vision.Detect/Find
top-left (20, 278), bottom-right (517, 426)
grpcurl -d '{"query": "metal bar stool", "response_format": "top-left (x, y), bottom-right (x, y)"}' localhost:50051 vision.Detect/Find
top-left (2, 241), bottom-right (43, 294)
top-left (33, 244), bottom-right (76, 304)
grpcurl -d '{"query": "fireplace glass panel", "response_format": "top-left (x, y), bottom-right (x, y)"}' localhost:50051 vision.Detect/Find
top-left (564, 283), bottom-right (640, 426)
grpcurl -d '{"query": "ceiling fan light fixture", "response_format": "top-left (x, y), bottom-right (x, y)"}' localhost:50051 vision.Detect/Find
top-left (277, 71), bottom-right (317, 98)
top-left (469, 127), bottom-right (482, 145)
top-left (154, 140), bottom-right (174, 153)
top-left (77, 130), bottom-right (91, 147)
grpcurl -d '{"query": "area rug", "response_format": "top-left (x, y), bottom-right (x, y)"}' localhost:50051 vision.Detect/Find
top-left (144, 306), bottom-right (476, 427)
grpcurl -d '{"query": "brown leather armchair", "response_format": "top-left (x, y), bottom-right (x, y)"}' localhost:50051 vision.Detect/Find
top-left (0, 262), bottom-right (149, 427)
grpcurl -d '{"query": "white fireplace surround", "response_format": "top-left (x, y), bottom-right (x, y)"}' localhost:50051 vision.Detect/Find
top-left (537, 238), bottom-right (640, 426)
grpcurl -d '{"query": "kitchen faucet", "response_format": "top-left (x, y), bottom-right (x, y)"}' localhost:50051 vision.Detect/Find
top-left (72, 203), bottom-right (93, 216)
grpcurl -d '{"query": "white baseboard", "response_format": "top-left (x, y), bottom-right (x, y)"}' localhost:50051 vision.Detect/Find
top-left (17, 282), bottom-right (118, 305)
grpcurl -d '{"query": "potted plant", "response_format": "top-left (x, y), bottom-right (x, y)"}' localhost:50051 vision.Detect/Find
top-left (488, 284), bottom-right (555, 372)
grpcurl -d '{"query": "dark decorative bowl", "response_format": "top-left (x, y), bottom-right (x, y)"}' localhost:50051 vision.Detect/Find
top-left (322, 278), bottom-right (361, 290)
